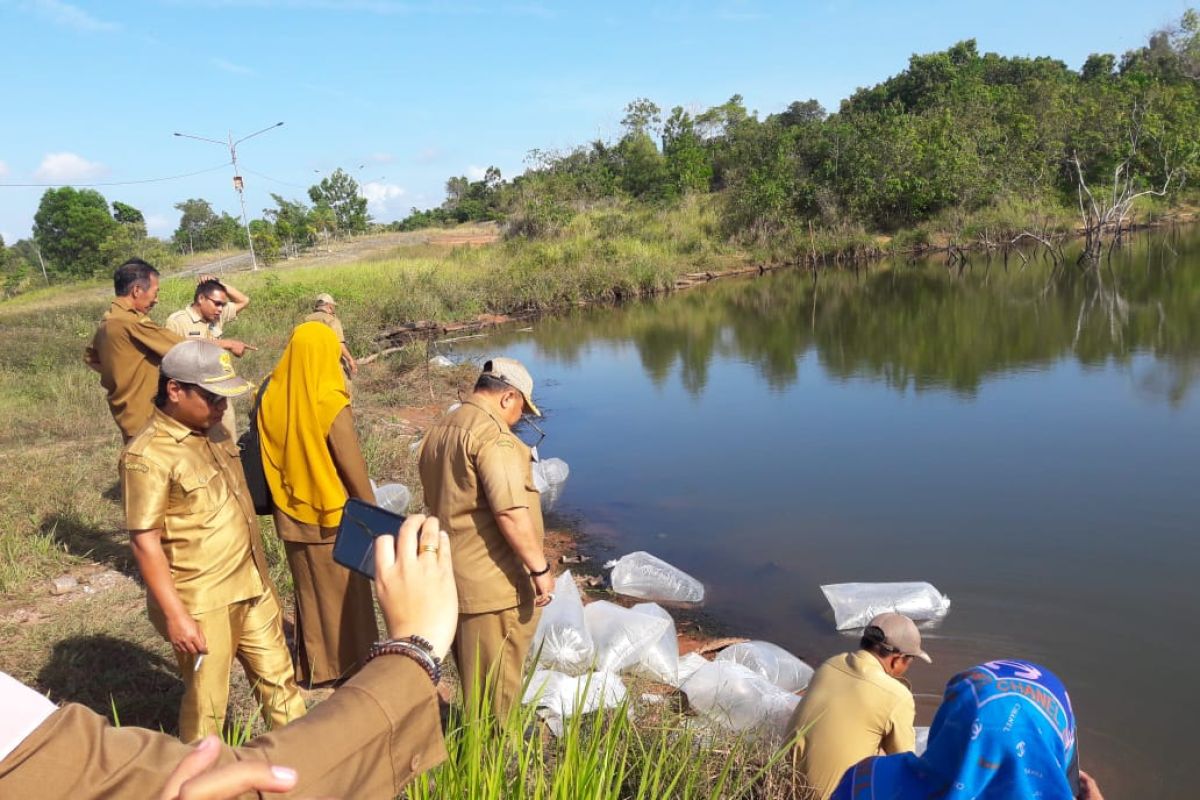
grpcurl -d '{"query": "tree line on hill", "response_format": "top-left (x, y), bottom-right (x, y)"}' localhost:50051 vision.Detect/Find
top-left (399, 11), bottom-right (1200, 244)
top-left (4, 10), bottom-right (1200, 295)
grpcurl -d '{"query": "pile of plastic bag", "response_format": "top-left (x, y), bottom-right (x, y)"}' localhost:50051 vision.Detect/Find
top-left (528, 571), bottom-right (811, 740)
top-left (819, 581), bottom-right (951, 630)
top-left (371, 482), bottom-right (411, 515)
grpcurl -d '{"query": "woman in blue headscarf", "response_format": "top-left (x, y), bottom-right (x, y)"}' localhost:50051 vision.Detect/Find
top-left (830, 659), bottom-right (1104, 799)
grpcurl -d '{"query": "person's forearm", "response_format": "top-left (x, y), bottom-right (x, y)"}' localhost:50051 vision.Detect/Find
top-left (129, 531), bottom-right (189, 620)
top-left (494, 507), bottom-right (547, 571)
top-left (222, 282), bottom-right (249, 311)
top-left (340, 342), bottom-right (355, 363)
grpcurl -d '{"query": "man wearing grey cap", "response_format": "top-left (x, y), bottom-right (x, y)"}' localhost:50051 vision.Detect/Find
top-left (418, 357), bottom-right (553, 720)
top-left (786, 612), bottom-right (929, 800)
top-left (121, 340), bottom-right (305, 742)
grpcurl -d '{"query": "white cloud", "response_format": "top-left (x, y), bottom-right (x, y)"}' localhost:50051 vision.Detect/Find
top-left (0, 161), bottom-right (9, 179)
top-left (33, 152), bottom-right (108, 182)
top-left (145, 213), bottom-right (173, 237)
top-left (211, 57), bottom-right (255, 75)
top-left (466, 164), bottom-right (488, 180)
top-left (367, 152), bottom-right (395, 164)
top-left (22, 0), bottom-right (121, 32)
top-left (361, 181), bottom-right (407, 219)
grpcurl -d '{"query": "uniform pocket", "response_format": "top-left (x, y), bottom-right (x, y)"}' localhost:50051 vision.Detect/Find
top-left (176, 466), bottom-right (222, 513)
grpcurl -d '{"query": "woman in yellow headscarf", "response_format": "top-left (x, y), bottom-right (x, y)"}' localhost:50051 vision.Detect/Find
top-left (258, 321), bottom-right (377, 686)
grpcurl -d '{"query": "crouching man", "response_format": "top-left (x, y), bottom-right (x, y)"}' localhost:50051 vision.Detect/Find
top-left (122, 340), bottom-right (305, 741)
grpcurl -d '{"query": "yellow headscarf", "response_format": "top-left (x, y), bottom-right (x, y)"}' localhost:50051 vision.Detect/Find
top-left (259, 321), bottom-right (351, 527)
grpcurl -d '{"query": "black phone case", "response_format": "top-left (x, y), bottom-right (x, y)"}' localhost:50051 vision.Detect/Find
top-left (333, 498), bottom-right (406, 579)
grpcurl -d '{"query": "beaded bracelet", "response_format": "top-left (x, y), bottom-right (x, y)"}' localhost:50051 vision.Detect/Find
top-left (366, 637), bottom-right (442, 685)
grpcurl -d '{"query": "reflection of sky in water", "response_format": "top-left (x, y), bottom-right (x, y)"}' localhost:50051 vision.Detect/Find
top-left (451, 245), bottom-right (1199, 798)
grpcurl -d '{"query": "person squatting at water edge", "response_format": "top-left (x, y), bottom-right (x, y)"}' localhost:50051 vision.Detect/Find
top-left (829, 659), bottom-right (1105, 800)
top-left (258, 321), bottom-right (378, 686)
top-left (418, 357), bottom-right (555, 720)
top-left (121, 340), bottom-right (305, 742)
top-left (787, 612), bottom-right (930, 800)
top-left (0, 515), bottom-right (457, 799)
top-left (85, 259), bottom-right (253, 443)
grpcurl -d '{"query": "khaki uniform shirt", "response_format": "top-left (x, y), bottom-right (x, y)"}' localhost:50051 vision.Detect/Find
top-left (164, 304), bottom-right (240, 438)
top-left (787, 650), bottom-right (916, 800)
top-left (85, 297), bottom-right (184, 440)
top-left (304, 309), bottom-right (345, 342)
top-left (0, 656), bottom-right (446, 800)
top-left (164, 302), bottom-right (238, 340)
top-left (121, 410), bottom-right (268, 614)
top-left (418, 400), bottom-right (543, 614)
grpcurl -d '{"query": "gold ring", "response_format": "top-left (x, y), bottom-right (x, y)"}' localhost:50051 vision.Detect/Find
top-left (419, 544), bottom-right (439, 554)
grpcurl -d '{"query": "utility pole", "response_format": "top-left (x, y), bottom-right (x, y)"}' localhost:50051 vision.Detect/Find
top-left (173, 121), bottom-right (284, 270)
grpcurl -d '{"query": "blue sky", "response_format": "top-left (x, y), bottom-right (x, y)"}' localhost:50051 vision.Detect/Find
top-left (0, 0), bottom-right (1191, 244)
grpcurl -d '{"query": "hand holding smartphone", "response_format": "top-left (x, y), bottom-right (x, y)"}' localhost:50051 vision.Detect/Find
top-left (333, 498), bottom-right (406, 579)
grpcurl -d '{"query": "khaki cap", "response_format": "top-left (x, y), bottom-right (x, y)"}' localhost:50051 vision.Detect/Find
top-left (314, 292), bottom-right (337, 309)
top-left (162, 340), bottom-right (253, 398)
top-left (481, 357), bottom-right (540, 416)
top-left (868, 612), bottom-right (932, 663)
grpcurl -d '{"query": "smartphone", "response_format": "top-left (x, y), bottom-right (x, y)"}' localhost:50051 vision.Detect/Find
top-left (333, 498), bottom-right (405, 579)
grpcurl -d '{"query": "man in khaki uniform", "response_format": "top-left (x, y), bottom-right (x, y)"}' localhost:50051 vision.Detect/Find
top-left (304, 293), bottom-right (358, 379)
top-left (122, 340), bottom-right (305, 741)
top-left (86, 259), bottom-right (251, 442)
top-left (787, 613), bottom-right (929, 799)
top-left (418, 358), bottom-right (554, 719)
top-left (165, 275), bottom-right (252, 439)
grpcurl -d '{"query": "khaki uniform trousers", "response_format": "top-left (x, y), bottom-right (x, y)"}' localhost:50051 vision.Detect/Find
top-left (453, 601), bottom-right (541, 722)
top-left (150, 591), bottom-right (306, 742)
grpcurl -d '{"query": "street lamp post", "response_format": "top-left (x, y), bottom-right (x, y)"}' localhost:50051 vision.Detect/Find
top-left (173, 121), bottom-right (284, 270)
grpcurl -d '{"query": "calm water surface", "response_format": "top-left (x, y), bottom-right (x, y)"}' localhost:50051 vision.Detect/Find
top-left (459, 229), bottom-right (1199, 797)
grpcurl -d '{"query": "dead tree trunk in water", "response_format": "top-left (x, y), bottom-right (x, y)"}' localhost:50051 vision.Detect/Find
top-left (1071, 145), bottom-right (1176, 264)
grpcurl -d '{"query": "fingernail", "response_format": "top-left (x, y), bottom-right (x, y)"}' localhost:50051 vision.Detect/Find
top-left (195, 735), bottom-right (217, 751)
top-left (271, 765), bottom-right (298, 782)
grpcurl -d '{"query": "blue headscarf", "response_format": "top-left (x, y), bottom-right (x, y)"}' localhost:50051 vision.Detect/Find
top-left (830, 660), bottom-right (1078, 800)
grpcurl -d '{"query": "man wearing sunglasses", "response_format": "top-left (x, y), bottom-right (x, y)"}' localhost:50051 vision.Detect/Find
top-left (121, 340), bottom-right (305, 742)
top-left (418, 357), bottom-right (553, 720)
top-left (165, 275), bottom-right (252, 439)
top-left (786, 612), bottom-right (929, 799)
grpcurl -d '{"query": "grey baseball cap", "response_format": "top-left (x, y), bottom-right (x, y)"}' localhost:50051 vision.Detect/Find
top-left (868, 612), bottom-right (932, 663)
top-left (161, 340), bottom-right (253, 398)
top-left (481, 357), bottom-right (540, 416)
top-left (314, 292), bottom-right (337, 309)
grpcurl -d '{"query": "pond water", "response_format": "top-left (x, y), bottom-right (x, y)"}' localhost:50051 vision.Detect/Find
top-left (457, 228), bottom-right (1199, 797)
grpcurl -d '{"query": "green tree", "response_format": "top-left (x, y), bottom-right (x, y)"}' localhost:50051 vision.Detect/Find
top-left (32, 187), bottom-right (119, 278)
top-left (663, 107), bottom-right (712, 195)
top-left (111, 201), bottom-right (145, 226)
top-left (308, 169), bottom-right (369, 235)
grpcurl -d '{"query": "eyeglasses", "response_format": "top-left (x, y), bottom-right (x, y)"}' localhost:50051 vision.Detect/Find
top-left (183, 384), bottom-right (226, 406)
top-left (205, 297), bottom-right (228, 308)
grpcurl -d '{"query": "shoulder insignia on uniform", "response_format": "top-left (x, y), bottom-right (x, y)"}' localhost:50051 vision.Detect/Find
top-left (495, 437), bottom-right (515, 448)
top-left (123, 461), bottom-right (149, 473)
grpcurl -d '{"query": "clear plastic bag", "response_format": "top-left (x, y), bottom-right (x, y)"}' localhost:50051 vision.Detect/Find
top-left (819, 581), bottom-right (951, 630)
top-left (609, 551), bottom-right (705, 603)
top-left (532, 457), bottom-right (570, 510)
top-left (630, 602), bottom-right (679, 684)
top-left (532, 571), bottom-right (594, 673)
top-left (915, 726), bottom-right (930, 756)
top-left (428, 355), bottom-right (454, 367)
top-left (680, 660), bottom-right (800, 738)
top-left (583, 600), bottom-right (672, 673)
top-left (673, 652), bottom-right (710, 687)
top-left (715, 641), bottom-right (814, 692)
top-left (522, 668), bottom-right (626, 737)
top-left (372, 483), bottom-right (411, 515)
